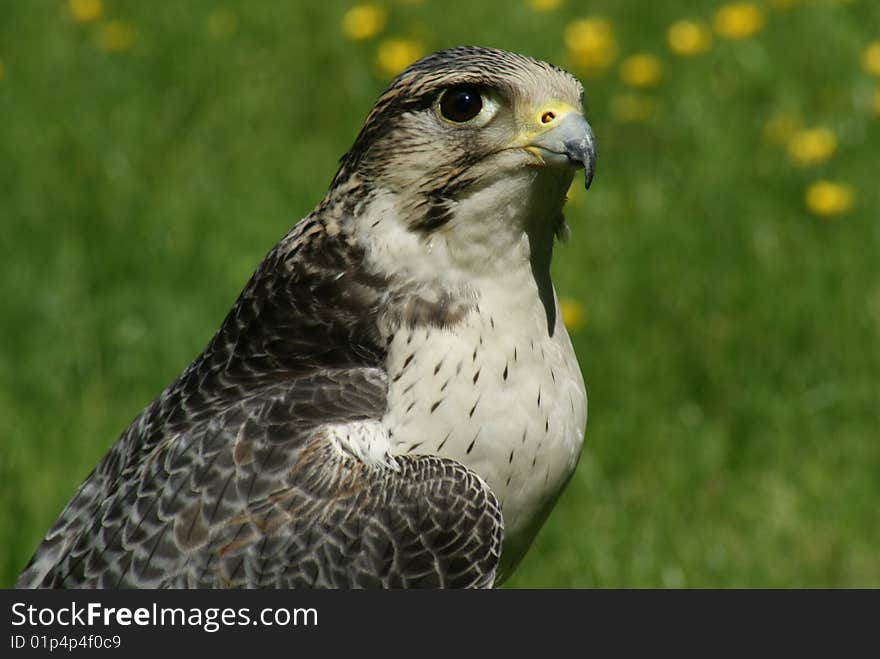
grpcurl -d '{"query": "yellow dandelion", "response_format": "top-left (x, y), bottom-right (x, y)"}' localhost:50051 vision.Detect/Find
top-left (68, 0), bottom-right (103, 23)
top-left (786, 127), bottom-right (837, 166)
top-left (763, 111), bottom-right (801, 146)
top-left (863, 41), bottom-right (880, 77)
top-left (805, 181), bottom-right (855, 217)
top-left (609, 93), bottom-right (658, 124)
top-left (564, 18), bottom-right (617, 75)
top-left (206, 8), bottom-right (238, 39)
top-left (667, 20), bottom-right (712, 56)
top-left (713, 3), bottom-right (765, 40)
top-left (376, 39), bottom-right (424, 79)
top-left (559, 298), bottom-right (586, 331)
top-left (342, 4), bottom-right (387, 41)
top-left (527, 0), bottom-right (563, 11)
top-left (619, 54), bottom-right (662, 88)
top-left (98, 20), bottom-right (137, 53)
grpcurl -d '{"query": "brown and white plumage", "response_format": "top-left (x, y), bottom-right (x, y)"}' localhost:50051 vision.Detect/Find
top-left (17, 46), bottom-right (595, 588)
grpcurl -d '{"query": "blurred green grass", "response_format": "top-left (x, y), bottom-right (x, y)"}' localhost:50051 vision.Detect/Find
top-left (1, 0), bottom-right (878, 587)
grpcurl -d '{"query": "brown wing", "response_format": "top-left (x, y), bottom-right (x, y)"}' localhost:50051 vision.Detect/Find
top-left (17, 216), bottom-right (502, 589)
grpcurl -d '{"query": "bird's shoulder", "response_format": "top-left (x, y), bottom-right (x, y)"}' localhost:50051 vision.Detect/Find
top-left (16, 205), bottom-right (503, 589)
top-left (21, 375), bottom-right (502, 588)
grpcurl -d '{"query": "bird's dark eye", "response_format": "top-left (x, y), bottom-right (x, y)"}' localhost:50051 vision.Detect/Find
top-left (439, 86), bottom-right (484, 123)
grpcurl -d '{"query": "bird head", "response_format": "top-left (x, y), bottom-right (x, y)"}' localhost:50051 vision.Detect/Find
top-left (331, 46), bottom-right (596, 279)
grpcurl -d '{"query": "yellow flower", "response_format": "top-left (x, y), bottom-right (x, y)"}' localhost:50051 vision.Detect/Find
top-left (559, 298), bottom-right (586, 331)
top-left (206, 8), bottom-right (238, 39)
top-left (619, 54), bottom-right (662, 88)
top-left (527, 0), bottom-right (563, 11)
top-left (342, 4), bottom-right (387, 41)
top-left (564, 18), bottom-right (617, 75)
top-left (68, 0), bottom-right (103, 23)
top-left (609, 93), bottom-right (657, 123)
top-left (98, 20), bottom-right (137, 52)
top-left (763, 111), bottom-right (801, 146)
top-left (805, 181), bottom-right (855, 217)
top-left (863, 41), bottom-right (880, 77)
top-left (375, 39), bottom-right (424, 79)
top-left (786, 127), bottom-right (837, 166)
top-left (713, 3), bottom-right (765, 40)
top-left (667, 20), bottom-right (712, 56)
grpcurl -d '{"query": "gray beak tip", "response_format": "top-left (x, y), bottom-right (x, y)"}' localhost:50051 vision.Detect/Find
top-left (561, 128), bottom-right (596, 191)
top-left (529, 112), bottom-right (596, 191)
top-left (583, 168), bottom-right (594, 190)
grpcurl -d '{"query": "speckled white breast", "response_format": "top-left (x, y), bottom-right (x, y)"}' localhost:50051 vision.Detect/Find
top-left (382, 272), bottom-right (587, 577)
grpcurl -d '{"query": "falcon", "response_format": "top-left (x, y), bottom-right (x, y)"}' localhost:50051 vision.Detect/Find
top-left (18, 46), bottom-right (595, 588)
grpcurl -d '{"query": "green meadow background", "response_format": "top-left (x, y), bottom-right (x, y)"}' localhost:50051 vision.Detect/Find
top-left (1, 0), bottom-right (878, 588)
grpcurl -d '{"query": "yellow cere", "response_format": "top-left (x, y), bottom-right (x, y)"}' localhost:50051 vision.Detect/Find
top-left (713, 3), bottom-right (765, 40)
top-left (68, 0), bottom-right (103, 23)
top-left (863, 42), bottom-right (880, 77)
top-left (805, 181), bottom-right (855, 217)
top-left (619, 54), bottom-right (662, 88)
top-left (527, 0), bottom-right (563, 11)
top-left (559, 298), bottom-right (586, 332)
top-left (786, 127), bottom-right (837, 166)
top-left (564, 18), bottom-right (617, 75)
top-left (98, 20), bottom-right (137, 53)
top-left (666, 20), bottom-right (712, 56)
top-left (375, 39), bottom-right (424, 79)
top-left (342, 4), bottom-right (387, 41)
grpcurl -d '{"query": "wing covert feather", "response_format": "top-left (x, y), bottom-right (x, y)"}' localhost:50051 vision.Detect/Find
top-left (18, 370), bottom-right (502, 589)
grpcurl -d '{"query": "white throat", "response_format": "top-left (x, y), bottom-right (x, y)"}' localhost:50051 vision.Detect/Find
top-left (353, 167), bottom-right (573, 293)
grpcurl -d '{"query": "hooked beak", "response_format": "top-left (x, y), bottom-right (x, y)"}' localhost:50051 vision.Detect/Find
top-left (525, 111), bottom-right (597, 190)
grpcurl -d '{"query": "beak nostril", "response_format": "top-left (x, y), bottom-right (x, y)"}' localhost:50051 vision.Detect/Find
top-left (541, 111), bottom-right (556, 124)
